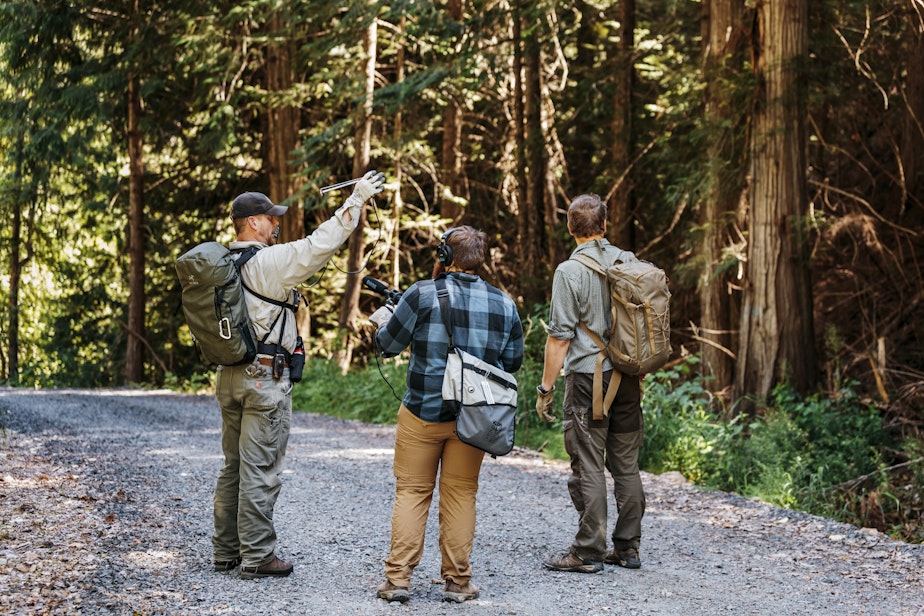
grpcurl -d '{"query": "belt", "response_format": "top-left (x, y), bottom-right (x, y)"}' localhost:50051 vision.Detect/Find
top-left (257, 356), bottom-right (288, 368)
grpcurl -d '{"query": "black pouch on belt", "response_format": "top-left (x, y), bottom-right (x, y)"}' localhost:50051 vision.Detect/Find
top-left (289, 336), bottom-right (305, 383)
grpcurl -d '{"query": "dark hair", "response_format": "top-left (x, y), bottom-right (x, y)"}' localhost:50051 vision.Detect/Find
top-left (444, 225), bottom-right (488, 272)
top-left (567, 194), bottom-right (607, 238)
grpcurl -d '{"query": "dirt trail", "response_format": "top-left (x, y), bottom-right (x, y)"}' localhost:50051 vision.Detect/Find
top-left (1, 387), bottom-right (922, 615)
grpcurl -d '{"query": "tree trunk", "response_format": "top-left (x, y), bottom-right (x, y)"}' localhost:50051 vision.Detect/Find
top-left (6, 129), bottom-right (25, 384)
top-left (125, 70), bottom-right (146, 384)
top-left (524, 10), bottom-right (546, 287)
top-left (266, 14), bottom-right (303, 243)
top-left (609, 0), bottom-right (634, 249)
top-left (265, 14), bottom-right (308, 336)
top-left (440, 0), bottom-right (465, 222)
top-left (391, 15), bottom-right (406, 289)
top-left (735, 0), bottom-right (816, 406)
top-left (513, 6), bottom-right (537, 297)
top-left (699, 0), bottom-right (746, 393)
top-left (336, 15), bottom-right (376, 372)
top-left (568, 0), bottom-right (598, 194)
top-left (901, 8), bottom-right (924, 219)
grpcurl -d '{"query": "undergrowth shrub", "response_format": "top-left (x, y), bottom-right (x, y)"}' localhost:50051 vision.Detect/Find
top-left (639, 363), bottom-right (920, 540)
top-left (292, 357), bottom-right (407, 424)
top-left (640, 358), bottom-right (739, 483)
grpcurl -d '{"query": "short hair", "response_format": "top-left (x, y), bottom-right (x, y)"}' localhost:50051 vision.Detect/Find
top-left (445, 225), bottom-right (488, 271)
top-left (232, 217), bottom-right (249, 235)
top-left (567, 194), bottom-right (607, 238)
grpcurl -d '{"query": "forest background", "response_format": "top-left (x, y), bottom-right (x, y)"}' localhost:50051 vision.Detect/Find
top-left (1, 1), bottom-right (922, 542)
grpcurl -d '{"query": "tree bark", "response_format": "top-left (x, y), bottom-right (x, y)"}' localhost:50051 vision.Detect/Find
top-left (391, 15), bottom-right (406, 289)
top-left (266, 13), bottom-right (303, 243)
top-left (265, 14), bottom-right (308, 336)
top-left (735, 0), bottom-right (816, 405)
top-left (440, 0), bottom-right (465, 222)
top-left (125, 69), bottom-right (145, 384)
top-left (513, 6), bottom-right (536, 295)
top-left (609, 0), bottom-right (634, 249)
top-left (524, 9), bottom-right (546, 288)
top-left (901, 7), bottom-right (924, 219)
top-left (6, 129), bottom-right (25, 384)
top-left (699, 0), bottom-right (746, 392)
top-left (568, 0), bottom-right (598, 194)
top-left (336, 14), bottom-right (376, 372)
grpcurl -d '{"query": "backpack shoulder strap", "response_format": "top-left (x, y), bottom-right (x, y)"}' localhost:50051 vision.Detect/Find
top-left (571, 253), bottom-right (622, 421)
top-left (571, 253), bottom-right (607, 276)
top-left (229, 246), bottom-right (296, 312)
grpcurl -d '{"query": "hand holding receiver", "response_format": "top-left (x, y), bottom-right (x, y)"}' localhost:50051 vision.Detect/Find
top-left (368, 304), bottom-right (395, 329)
top-left (351, 170), bottom-right (386, 203)
top-left (536, 385), bottom-right (556, 422)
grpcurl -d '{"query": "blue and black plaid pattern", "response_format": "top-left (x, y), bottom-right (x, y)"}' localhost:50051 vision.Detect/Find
top-left (377, 272), bottom-right (524, 423)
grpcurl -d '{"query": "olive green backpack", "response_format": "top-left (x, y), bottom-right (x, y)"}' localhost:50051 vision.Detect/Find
top-left (175, 242), bottom-right (260, 366)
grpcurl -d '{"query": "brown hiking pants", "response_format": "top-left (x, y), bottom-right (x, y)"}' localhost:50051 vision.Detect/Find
top-left (563, 370), bottom-right (646, 562)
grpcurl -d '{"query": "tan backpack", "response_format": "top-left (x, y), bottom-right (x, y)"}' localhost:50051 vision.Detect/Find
top-left (572, 252), bottom-right (672, 419)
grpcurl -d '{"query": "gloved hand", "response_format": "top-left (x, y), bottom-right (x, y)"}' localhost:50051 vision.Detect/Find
top-left (350, 169), bottom-right (386, 203)
top-left (368, 304), bottom-right (394, 329)
top-left (536, 385), bottom-right (556, 422)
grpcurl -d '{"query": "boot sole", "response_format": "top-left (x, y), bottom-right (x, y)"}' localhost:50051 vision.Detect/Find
top-left (544, 563), bottom-right (603, 573)
top-left (443, 591), bottom-right (479, 603)
top-left (240, 568), bottom-right (293, 579)
top-left (377, 590), bottom-right (410, 603)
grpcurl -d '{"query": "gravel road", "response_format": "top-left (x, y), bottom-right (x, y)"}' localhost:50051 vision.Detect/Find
top-left (1, 387), bottom-right (922, 615)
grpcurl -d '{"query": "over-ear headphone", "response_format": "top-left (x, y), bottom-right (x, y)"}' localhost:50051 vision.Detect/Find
top-left (436, 228), bottom-right (459, 266)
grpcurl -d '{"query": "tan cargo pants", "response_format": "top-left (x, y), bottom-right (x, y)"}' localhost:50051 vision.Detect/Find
top-left (384, 405), bottom-right (485, 587)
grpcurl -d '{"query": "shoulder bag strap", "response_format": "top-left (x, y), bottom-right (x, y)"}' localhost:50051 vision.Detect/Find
top-left (434, 276), bottom-right (454, 349)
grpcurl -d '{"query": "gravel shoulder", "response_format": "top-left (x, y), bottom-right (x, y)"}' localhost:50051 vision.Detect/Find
top-left (1, 387), bottom-right (922, 615)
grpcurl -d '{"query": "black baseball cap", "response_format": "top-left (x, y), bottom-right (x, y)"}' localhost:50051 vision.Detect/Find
top-left (231, 192), bottom-right (289, 219)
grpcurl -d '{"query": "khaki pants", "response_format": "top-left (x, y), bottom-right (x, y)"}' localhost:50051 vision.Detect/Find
top-left (563, 371), bottom-right (645, 561)
top-left (385, 406), bottom-right (485, 587)
top-left (212, 362), bottom-right (293, 568)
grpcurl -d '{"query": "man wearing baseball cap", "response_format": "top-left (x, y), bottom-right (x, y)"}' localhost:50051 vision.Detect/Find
top-left (212, 170), bottom-right (385, 579)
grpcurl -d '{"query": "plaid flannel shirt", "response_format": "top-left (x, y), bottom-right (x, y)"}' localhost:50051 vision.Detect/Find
top-left (376, 272), bottom-right (524, 423)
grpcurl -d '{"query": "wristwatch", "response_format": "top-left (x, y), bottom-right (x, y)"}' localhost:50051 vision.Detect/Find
top-left (537, 384), bottom-right (555, 395)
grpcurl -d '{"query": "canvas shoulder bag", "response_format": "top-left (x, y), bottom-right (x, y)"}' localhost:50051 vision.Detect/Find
top-left (436, 277), bottom-right (518, 457)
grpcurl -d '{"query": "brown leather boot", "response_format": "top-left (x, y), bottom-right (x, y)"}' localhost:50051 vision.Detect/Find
top-left (604, 546), bottom-right (641, 569)
top-left (443, 581), bottom-right (480, 603)
top-left (544, 550), bottom-right (603, 573)
top-left (239, 555), bottom-right (293, 579)
top-left (376, 580), bottom-right (410, 603)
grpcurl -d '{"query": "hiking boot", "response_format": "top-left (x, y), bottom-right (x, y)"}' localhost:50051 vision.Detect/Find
top-left (239, 555), bottom-right (293, 579)
top-left (213, 557), bottom-right (242, 572)
top-left (544, 550), bottom-right (603, 573)
top-left (376, 580), bottom-right (410, 603)
top-left (604, 547), bottom-right (641, 569)
top-left (443, 581), bottom-right (479, 603)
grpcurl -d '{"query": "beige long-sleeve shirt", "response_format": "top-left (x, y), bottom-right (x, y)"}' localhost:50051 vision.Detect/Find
top-left (228, 198), bottom-right (361, 353)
